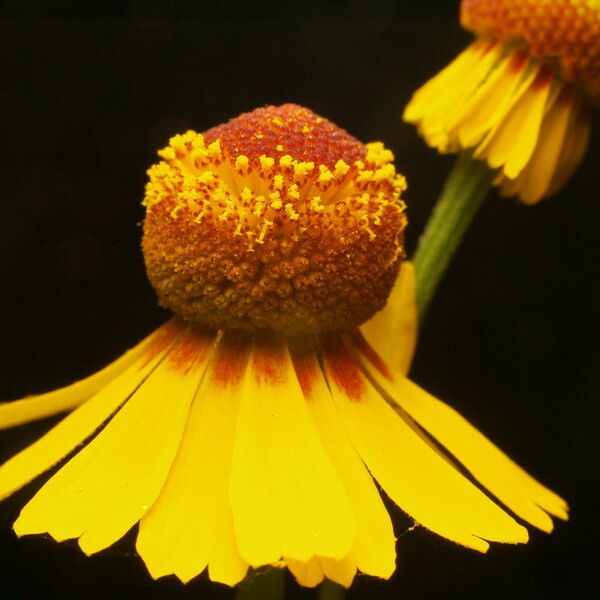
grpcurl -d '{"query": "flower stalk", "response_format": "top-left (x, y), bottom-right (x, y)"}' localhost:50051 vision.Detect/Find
top-left (237, 572), bottom-right (346, 600)
top-left (316, 580), bottom-right (346, 600)
top-left (235, 568), bottom-right (286, 600)
top-left (413, 152), bottom-right (493, 321)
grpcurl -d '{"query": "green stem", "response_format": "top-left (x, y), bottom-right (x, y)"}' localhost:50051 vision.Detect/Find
top-left (316, 580), bottom-right (345, 600)
top-left (413, 152), bottom-right (493, 321)
top-left (235, 568), bottom-right (285, 600)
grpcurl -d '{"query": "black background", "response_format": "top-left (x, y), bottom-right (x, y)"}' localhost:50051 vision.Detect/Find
top-left (0, 2), bottom-right (598, 599)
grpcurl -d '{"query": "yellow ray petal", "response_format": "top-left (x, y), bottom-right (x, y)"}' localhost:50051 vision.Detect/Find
top-left (290, 339), bottom-right (396, 580)
top-left (14, 328), bottom-right (213, 555)
top-left (278, 555), bottom-right (358, 589)
top-left (496, 163), bottom-right (526, 199)
top-left (320, 556), bottom-right (357, 589)
top-left (0, 320), bottom-right (178, 430)
top-left (137, 331), bottom-right (250, 587)
top-left (286, 557), bottom-right (325, 588)
top-left (360, 261), bottom-right (417, 376)
top-left (403, 41), bottom-right (487, 123)
top-left (505, 86), bottom-right (573, 204)
top-left (546, 102), bottom-right (591, 198)
top-left (475, 65), bottom-right (553, 178)
top-left (348, 336), bottom-right (569, 531)
top-left (322, 336), bottom-right (529, 552)
top-left (230, 336), bottom-right (355, 566)
top-left (413, 42), bottom-right (504, 152)
top-left (456, 51), bottom-right (534, 149)
top-left (208, 517), bottom-right (248, 587)
top-left (0, 321), bottom-right (182, 501)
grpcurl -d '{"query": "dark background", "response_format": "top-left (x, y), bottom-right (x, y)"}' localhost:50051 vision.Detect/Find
top-left (0, 2), bottom-right (597, 599)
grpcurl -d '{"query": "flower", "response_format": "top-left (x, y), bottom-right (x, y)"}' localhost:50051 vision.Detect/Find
top-left (404, 0), bottom-right (599, 204)
top-left (0, 105), bottom-right (567, 589)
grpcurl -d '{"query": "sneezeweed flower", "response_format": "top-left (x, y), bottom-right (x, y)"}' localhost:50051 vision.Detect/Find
top-left (404, 0), bottom-right (599, 204)
top-left (0, 105), bottom-right (568, 590)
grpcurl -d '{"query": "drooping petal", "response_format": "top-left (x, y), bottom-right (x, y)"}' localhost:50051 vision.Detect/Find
top-left (405, 20), bottom-right (596, 204)
top-left (290, 339), bottom-right (396, 580)
top-left (230, 336), bottom-right (355, 567)
top-left (322, 335), bottom-right (529, 553)
top-left (137, 330), bottom-right (250, 587)
top-left (500, 85), bottom-right (573, 204)
top-left (403, 42), bottom-right (483, 123)
top-left (405, 41), bottom-right (504, 153)
top-left (0, 321), bottom-right (178, 430)
top-left (360, 261), bottom-right (417, 376)
top-left (14, 328), bottom-right (213, 555)
top-left (455, 51), bottom-right (534, 149)
top-left (474, 63), bottom-right (553, 179)
top-left (546, 102), bottom-right (591, 198)
top-left (348, 335), bottom-right (569, 531)
top-left (0, 321), bottom-right (182, 501)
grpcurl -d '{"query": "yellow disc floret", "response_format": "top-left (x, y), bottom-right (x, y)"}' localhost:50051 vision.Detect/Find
top-left (142, 104), bottom-right (407, 335)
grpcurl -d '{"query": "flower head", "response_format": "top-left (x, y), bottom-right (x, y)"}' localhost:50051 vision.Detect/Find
top-left (0, 105), bottom-right (567, 590)
top-left (143, 104), bottom-right (406, 335)
top-left (404, 0), bottom-right (598, 203)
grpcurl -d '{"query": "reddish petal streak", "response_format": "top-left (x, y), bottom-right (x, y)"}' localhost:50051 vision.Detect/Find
top-left (508, 49), bottom-right (529, 74)
top-left (556, 84), bottom-right (574, 107)
top-left (349, 329), bottom-right (392, 381)
top-left (290, 346), bottom-right (319, 398)
top-left (322, 335), bottom-right (365, 402)
top-left (532, 63), bottom-right (556, 90)
top-left (210, 332), bottom-right (251, 388)
top-left (167, 328), bottom-right (213, 374)
top-left (252, 340), bottom-right (287, 387)
top-left (479, 38), bottom-right (498, 56)
top-left (139, 318), bottom-right (182, 369)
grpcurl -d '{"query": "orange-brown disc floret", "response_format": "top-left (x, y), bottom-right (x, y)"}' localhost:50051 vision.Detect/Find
top-left (142, 104), bottom-right (407, 335)
top-left (461, 0), bottom-right (600, 102)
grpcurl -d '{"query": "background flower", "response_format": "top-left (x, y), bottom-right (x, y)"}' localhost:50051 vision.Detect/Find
top-left (0, 3), bottom-right (597, 600)
top-left (404, 0), bottom-right (599, 203)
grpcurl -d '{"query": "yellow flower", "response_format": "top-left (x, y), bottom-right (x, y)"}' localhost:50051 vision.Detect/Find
top-left (0, 105), bottom-right (567, 589)
top-left (404, 0), bottom-right (599, 204)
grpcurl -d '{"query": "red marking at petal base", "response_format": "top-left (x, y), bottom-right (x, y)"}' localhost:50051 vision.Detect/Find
top-left (479, 38), bottom-right (499, 56)
top-left (322, 335), bottom-right (365, 402)
top-left (252, 340), bottom-right (287, 387)
top-left (290, 346), bottom-right (319, 398)
top-left (532, 63), bottom-right (556, 90)
top-left (348, 330), bottom-right (392, 381)
top-left (167, 328), bottom-right (212, 374)
top-left (210, 333), bottom-right (251, 388)
top-left (139, 318), bottom-right (182, 369)
top-left (508, 49), bottom-right (529, 74)
top-left (555, 85), bottom-right (574, 107)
